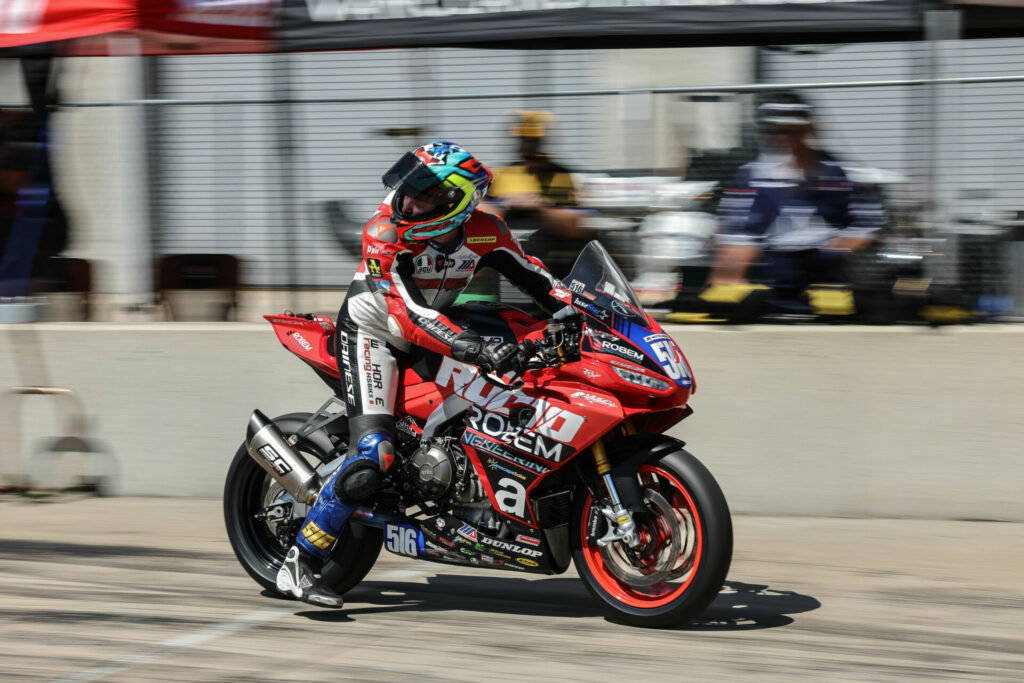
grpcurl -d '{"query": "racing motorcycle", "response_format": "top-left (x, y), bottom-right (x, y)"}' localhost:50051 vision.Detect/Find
top-left (224, 241), bottom-right (732, 628)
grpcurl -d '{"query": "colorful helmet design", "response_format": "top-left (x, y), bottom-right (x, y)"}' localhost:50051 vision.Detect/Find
top-left (383, 141), bottom-right (493, 241)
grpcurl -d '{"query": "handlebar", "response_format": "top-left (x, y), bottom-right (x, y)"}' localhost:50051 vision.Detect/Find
top-left (478, 338), bottom-right (540, 391)
top-left (477, 311), bottom-right (580, 390)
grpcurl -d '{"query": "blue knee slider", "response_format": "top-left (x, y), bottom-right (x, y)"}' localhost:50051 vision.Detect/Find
top-left (334, 433), bottom-right (394, 503)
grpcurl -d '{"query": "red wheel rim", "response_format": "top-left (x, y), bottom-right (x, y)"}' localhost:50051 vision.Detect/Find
top-left (581, 464), bottom-right (703, 609)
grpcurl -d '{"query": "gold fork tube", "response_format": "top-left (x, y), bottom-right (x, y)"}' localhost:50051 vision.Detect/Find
top-left (592, 437), bottom-right (612, 476)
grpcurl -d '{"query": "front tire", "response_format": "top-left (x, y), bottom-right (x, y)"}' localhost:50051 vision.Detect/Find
top-left (223, 412), bottom-right (383, 595)
top-left (571, 446), bottom-right (732, 628)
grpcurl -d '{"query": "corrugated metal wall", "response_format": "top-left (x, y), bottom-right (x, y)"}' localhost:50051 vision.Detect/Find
top-left (150, 49), bottom-right (601, 289)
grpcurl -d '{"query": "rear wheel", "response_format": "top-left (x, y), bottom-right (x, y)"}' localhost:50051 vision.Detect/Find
top-left (572, 447), bottom-right (732, 627)
top-left (223, 412), bottom-right (383, 594)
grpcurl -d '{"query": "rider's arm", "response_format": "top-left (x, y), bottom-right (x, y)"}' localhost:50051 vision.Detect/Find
top-left (357, 227), bottom-right (468, 356)
top-left (387, 249), bottom-right (469, 356)
top-left (474, 214), bottom-right (562, 315)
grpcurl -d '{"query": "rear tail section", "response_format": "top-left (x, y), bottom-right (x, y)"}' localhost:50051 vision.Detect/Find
top-left (265, 312), bottom-right (340, 380)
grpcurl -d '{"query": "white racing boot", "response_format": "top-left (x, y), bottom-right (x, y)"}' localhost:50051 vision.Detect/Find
top-left (275, 546), bottom-right (344, 608)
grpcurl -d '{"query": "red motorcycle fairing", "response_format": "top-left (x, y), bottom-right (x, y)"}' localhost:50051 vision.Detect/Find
top-left (430, 355), bottom-right (625, 528)
top-left (264, 314), bottom-right (340, 379)
top-left (265, 310), bottom-right (694, 530)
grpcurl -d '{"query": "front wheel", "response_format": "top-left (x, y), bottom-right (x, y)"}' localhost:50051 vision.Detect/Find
top-left (571, 447), bottom-right (732, 628)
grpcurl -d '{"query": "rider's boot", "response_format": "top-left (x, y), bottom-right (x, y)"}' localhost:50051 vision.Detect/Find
top-left (276, 545), bottom-right (345, 608)
top-left (276, 431), bottom-right (395, 608)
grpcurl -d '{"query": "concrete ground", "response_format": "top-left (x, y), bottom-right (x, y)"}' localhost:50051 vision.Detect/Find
top-left (1, 497), bottom-right (1022, 682)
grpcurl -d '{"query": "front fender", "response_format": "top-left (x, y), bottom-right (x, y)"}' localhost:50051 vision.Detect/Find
top-left (606, 434), bottom-right (687, 513)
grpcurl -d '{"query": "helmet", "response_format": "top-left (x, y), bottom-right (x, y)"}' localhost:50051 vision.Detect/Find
top-left (383, 141), bottom-right (493, 241)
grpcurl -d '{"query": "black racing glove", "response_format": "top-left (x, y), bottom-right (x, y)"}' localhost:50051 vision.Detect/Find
top-left (451, 331), bottom-right (525, 377)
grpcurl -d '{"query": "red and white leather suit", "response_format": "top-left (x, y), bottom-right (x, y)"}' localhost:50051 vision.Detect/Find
top-left (336, 194), bottom-right (560, 427)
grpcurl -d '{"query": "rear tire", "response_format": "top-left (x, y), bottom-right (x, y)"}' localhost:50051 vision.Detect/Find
top-left (223, 412), bottom-right (383, 594)
top-left (571, 446), bottom-right (732, 628)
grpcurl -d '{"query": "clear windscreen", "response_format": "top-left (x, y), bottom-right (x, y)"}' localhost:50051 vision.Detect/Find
top-left (560, 241), bottom-right (649, 326)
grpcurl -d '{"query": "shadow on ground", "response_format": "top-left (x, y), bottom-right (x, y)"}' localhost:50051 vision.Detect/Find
top-left (292, 576), bottom-right (820, 630)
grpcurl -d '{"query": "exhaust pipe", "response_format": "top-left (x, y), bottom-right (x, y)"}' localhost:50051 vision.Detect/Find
top-left (245, 410), bottom-right (322, 505)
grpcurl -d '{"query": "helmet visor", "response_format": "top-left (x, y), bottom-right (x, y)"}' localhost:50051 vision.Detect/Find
top-left (384, 152), bottom-right (466, 221)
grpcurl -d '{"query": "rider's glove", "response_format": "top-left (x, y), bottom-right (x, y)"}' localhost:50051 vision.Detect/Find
top-left (451, 331), bottom-right (525, 377)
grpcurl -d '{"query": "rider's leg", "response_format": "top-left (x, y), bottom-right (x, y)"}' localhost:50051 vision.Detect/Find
top-left (276, 307), bottom-right (398, 607)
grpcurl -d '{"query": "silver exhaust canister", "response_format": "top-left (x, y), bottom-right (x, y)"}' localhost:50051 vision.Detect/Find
top-left (245, 410), bottom-right (322, 505)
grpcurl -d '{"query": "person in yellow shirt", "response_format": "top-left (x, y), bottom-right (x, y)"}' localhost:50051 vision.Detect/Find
top-left (484, 111), bottom-right (592, 278)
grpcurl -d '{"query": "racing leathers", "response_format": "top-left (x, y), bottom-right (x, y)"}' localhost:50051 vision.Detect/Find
top-left (292, 196), bottom-right (560, 566)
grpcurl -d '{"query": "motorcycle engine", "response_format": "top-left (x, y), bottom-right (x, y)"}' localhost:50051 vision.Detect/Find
top-left (401, 437), bottom-right (497, 530)
top-left (405, 437), bottom-right (462, 502)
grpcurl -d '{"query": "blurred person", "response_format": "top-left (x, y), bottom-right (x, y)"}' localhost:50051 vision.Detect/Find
top-left (275, 141), bottom-right (563, 608)
top-left (485, 110), bottom-right (592, 278)
top-left (0, 56), bottom-right (69, 299)
top-left (705, 92), bottom-right (884, 310)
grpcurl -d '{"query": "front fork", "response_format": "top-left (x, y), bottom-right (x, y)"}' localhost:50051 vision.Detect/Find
top-left (592, 420), bottom-right (643, 548)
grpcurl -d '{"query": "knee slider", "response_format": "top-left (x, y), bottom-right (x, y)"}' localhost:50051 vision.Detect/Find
top-left (335, 463), bottom-right (382, 503)
top-left (333, 432), bottom-right (393, 503)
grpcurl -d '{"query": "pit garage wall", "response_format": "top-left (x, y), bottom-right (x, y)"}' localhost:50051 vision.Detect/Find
top-left (2, 325), bottom-right (1022, 521)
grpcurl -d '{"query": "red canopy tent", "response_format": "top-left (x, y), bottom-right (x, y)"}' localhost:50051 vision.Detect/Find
top-left (0, 0), bottom-right (272, 52)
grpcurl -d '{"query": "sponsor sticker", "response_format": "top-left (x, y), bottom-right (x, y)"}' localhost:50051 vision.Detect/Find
top-left (517, 558), bottom-right (540, 568)
top-left (643, 332), bottom-right (673, 343)
top-left (291, 332), bottom-right (313, 351)
top-left (487, 457), bottom-right (528, 482)
top-left (571, 391), bottom-right (616, 408)
top-left (467, 236), bottom-right (497, 244)
top-left (457, 524), bottom-right (478, 542)
top-left (515, 534), bottom-right (541, 547)
top-left (258, 445), bottom-right (293, 476)
top-left (589, 330), bottom-right (644, 363)
top-left (467, 408), bottom-right (575, 461)
top-left (479, 535), bottom-right (543, 558)
top-left (366, 258), bottom-right (383, 277)
top-left (611, 300), bottom-right (636, 318)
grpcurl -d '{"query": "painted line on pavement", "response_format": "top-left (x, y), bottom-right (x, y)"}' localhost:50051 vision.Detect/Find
top-left (52, 566), bottom-right (429, 683)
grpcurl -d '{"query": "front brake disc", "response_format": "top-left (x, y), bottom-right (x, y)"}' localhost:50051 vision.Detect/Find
top-left (597, 489), bottom-right (682, 587)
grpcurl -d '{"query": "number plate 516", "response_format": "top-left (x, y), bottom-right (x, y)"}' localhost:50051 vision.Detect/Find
top-left (385, 524), bottom-right (421, 557)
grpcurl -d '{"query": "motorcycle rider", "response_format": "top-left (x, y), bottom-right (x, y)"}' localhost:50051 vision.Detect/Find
top-left (276, 141), bottom-right (562, 607)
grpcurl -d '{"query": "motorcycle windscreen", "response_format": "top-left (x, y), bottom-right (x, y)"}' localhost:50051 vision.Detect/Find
top-left (559, 241), bottom-right (652, 328)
